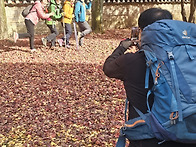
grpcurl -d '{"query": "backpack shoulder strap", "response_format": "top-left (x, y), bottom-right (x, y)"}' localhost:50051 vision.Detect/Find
top-left (30, 3), bottom-right (36, 13)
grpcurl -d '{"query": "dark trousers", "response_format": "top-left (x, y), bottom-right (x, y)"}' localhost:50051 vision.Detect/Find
top-left (129, 138), bottom-right (196, 147)
top-left (19, 19), bottom-right (35, 49)
top-left (46, 25), bottom-right (59, 47)
top-left (61, 23), bottom-right (72, 45)
top-left (77, 21), bottom-right (92, 45)
top-left (77, 21), bottom-right (92, 36)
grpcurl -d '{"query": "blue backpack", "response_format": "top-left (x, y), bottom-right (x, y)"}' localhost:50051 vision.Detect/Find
top-left (116, 20), bottom-right (196, 147)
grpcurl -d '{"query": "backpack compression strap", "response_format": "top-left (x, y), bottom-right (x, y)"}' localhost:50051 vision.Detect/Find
top-left (116, 98), bottom-right (149, 147)
top-left (116, 98), bottom-right (128, 147)
top-left (167, 52), bottom-right (183, 122)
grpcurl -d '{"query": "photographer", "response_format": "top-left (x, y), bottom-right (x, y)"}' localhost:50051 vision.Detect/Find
top-left (103, 8), bottom-right (195, 147)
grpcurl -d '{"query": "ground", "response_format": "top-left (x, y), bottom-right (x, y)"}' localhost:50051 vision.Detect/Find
top-left (0, 29), bottom-right (131, 146)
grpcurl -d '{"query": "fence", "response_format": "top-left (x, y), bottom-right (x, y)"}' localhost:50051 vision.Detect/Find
top-left (4, 0), bottom-right (190, 4)
top-left (103, 0), bottom-right (190, 3)
top-left (5, 0), bottom-right (34, 4)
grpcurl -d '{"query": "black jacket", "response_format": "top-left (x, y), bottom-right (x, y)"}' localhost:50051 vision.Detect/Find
top-left (103, 45), bottom-right (153, 119)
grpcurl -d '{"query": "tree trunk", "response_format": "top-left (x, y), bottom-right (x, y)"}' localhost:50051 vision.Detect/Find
top-left (181, 0), bottom-right (188, 22)
top-left (188, 0), bottom-right (196, 22)
top-left (91, 0), bottom-right (103, 33)
top-left (0, 0), bottom-right (8, 39)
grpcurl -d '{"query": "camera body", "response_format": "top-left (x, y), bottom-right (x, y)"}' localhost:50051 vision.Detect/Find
top-left (130, 27), bottom-right (141, 48)
top-left (131, 27), bottom-right (140, 41)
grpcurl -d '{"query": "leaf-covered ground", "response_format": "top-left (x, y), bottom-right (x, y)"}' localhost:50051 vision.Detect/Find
top-left (0, 29), bottom-right (130, 146)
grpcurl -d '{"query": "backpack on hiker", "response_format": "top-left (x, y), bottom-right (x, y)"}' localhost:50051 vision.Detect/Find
top-left (116, 20), bottom-right (196, 147)
top-left (21, 4), bottom-right (36, 18)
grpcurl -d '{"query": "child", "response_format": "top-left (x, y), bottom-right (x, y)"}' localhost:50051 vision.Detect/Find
top-left (14, 0), bottom-right (54, 52)
top-left (41, 0), bottom-right (62, 50)
top-left (57, 0), bottom-right (74, 48)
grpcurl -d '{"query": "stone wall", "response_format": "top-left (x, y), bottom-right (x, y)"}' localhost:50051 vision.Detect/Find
top-left (102, 3), bottom-right (191, 30)
top-left (5, 2), bottom-right (191, 37)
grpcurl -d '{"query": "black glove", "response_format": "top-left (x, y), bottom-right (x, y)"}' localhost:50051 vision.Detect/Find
top-left (119, 38), bottom-right (132, 50)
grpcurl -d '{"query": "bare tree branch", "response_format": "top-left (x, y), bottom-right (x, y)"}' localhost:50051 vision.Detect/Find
top-left (181, 0), bottom-right (187, 22)
top-left (188, 0), bottom-right (196, 22)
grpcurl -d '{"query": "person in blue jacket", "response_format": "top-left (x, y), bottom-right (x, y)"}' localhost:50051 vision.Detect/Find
top-left (74, 0), bottom-right (92, 46)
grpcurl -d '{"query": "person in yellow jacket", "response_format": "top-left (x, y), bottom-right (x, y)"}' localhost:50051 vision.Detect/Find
top-left (57, 0), bottom-right (74, 48)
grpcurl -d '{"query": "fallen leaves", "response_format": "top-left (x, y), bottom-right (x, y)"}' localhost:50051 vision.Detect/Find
top-left (0, 29), bottom-right (130, 146)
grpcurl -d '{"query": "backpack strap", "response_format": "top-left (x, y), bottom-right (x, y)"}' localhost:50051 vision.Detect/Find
top-left (185, 45), bottom-right (194, 60)
top-left (167, 52), bottom-right (183, 122)
top-left (30, 3), bottom-right (36, 13)
top-left (145, 67), bottom-right (150, 89)
top-left (116, 98), bottom-right (148, 147)
top-left (116, 98), bottom-right (128, 147)
top-left (116, 133), bottom-right (126, 147)
top-left (144, 50), bottom-right (156, 112)
top-left (144, 50), bottom-right (181, 122)
top-left (124, 98), bottom-right (129, 122)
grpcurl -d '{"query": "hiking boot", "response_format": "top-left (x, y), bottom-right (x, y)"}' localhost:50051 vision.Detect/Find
top-left (79, 38), bottom-right (84, 46)
top-left (57, 39), bottom-right (63, 47)
top-left (41, 38), bottom-right (47, 46)
top-left (13, 32), bottom-right (18, 43)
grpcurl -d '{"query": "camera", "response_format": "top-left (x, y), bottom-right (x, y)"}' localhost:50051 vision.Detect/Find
top-left (130, 27), bottom-right (141, 48)
top-left (131, 27), bottom-right (140, 41)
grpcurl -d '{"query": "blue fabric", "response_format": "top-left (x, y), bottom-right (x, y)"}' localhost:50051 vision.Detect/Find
top-left (141, 20), bottom-right (196, 47)
top-left (141, 20), bottom-right (196, 143)
top-left (116, 20), bottom-right (196, 147)
top-left (124, 98), bottom-right (128, 122)
top-left (74, 0), bottom-right (92, 22)
top-left (149, 113), bottom-right (177, 141)
top-left (116, 134), bottom-right (126, 147)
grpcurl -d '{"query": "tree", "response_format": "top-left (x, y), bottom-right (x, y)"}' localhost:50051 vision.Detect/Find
top-left (0, 0), bottom-right (8, 39)
top-left (91, 0), bottom-right (103, 33)
top-left (181, 0), bottom-right (196, 22)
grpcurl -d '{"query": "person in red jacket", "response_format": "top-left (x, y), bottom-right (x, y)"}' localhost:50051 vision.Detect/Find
top-left (13, 0), bottom-right (54, 52)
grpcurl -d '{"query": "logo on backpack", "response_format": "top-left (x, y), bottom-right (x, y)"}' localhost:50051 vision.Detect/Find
top-left (182, 30), bottom-right (190, 39)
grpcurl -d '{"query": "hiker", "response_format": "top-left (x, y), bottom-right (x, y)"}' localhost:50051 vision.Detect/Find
top-left (57, 0), bottom-right (75, 48)
top-left (41, 0), bottom-right (62, 50)
top-left (13, 0), bottom-right (54, 52)
top-left (103, 8), bottom-right (196, 147)
top-left (74, 0), bottom-right (92, 46)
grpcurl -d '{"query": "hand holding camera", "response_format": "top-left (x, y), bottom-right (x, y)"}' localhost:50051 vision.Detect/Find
top-left (119, 27), bottom-right (141, 51)
top-left (119, 38), bottom-right (132, 49)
